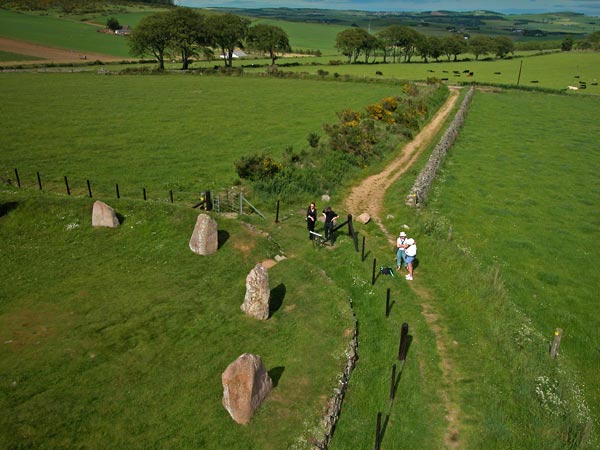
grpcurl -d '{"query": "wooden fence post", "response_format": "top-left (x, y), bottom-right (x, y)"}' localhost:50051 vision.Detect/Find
top-left (398, 322), bottom-right (409, 361)
top-left (374, 411), bottom-right (382, 450)
top-left (347, 214), bottom-right (354, 238)
top-left (143, 187), bottom-right (147, 201)
top-left (386, 288), bottom-right (390, 318)
top-left (550, 328), bottom-right (563, 358)
top-left (275, 200), bottom-right (280, 223)
top-left (64, 176), bottom-right (70, 195)
top-left (362, 236), bottom-right (366, 261)
top-left (371, 258), bottom-right (377, 286)
top-left (14, 169), bottom-right (21, 187)
top-left (86, 179), bottom-right (92, 198)
top-left (37, 172), bottom-right (42, 190)
top-left (116, 184), bottom-right (120, 199)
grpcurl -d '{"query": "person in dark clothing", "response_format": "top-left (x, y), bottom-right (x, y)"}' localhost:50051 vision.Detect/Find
top-left (322, 206), bottom-right (339, 245)
top-left (306, 202), bottom-right (317, 239)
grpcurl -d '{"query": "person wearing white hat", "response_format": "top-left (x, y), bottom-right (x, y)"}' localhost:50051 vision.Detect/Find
top-left (396, 231), bottom-right (408, 271)
top-left (404, 238), bottom-right (417, 281)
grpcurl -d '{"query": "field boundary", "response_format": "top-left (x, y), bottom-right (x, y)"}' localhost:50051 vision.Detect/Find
top-left (406, 86), bottom-right (475, 207)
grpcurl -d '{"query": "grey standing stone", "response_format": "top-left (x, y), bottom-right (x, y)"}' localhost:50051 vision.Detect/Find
top-left (240, 263), bottom-right (270, 320)
top-left (91, 201), bottom-right (120, 228)
top-left (222, 353), bottom-right (273, 425)
top-left (189, 214), bottom-right (218, 255)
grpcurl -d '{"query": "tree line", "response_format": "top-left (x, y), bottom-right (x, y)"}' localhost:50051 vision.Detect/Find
top-left (129, 8), bottom-right (290, 70)
top-left (335, 26), bottom-right (515, 63)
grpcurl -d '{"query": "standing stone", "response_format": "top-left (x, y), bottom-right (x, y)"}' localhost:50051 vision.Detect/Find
top-left (91, 201), bottom-right (120, 228)
top-left (189, 214), bottom-right (218, 255)
top-left (241, 263), bottom-right (270, 320)
top-left (222, 353), bottom-right (273, 424)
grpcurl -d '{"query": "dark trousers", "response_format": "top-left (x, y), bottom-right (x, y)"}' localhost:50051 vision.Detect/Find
top-left (308, 221), bottom-right (315, 239)
top-left (324, 222), bottom-right (334, 242)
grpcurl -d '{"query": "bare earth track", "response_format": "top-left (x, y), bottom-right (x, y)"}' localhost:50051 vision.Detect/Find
top-left (345, 88), bottom-right (463, 448)
top-left (0, 37), bottom-right (126, 65)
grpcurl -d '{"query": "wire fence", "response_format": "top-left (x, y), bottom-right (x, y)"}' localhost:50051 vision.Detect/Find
top-left (4, 167), bottom-right (265, 217)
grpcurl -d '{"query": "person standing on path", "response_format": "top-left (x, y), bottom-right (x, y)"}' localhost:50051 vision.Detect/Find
top-left (396, 231), bottom-right (408, 271)
top-left (306, 202), bottom-right (317, 239)
top-left (405, 238), bottom-right (417, 281)
top-left (322, 206), bottom-right (339, 245)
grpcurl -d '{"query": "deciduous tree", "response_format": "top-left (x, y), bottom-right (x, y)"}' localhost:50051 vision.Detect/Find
top-left (443, 34), bottom-right (467, 62)
top-left (335, 28), bottom-right (371, 63)
top-left (128, 12), bottom-right (171, 70)
top-left (165, 7), bottom-right (207, 70)
top-left (207, 13), bottom-right (250, 67)
top-left (468, 35), bottom-right (494, 60)
top-left (494, 36), bottom-right (515, 58)
top-left (246, 24), bottom-right (291, 66)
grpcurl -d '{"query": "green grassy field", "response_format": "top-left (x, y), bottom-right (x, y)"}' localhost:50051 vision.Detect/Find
top-left (2, 5), bottom-right (600, 447)
top-left (379, 88), bottom-right (599, 448)
top-left (0, 189), bottom-right (359, 449)
top-left (239, 51), bottom-right (600, 94)
top-left (0, 9), bottom-right (132, 57)
top-left (0, 73), bottom-right (412, 204)
top-left (0, 49), bottom-right (42, 61)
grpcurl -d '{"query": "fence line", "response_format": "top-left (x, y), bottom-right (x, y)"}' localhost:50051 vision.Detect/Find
top-left (4, 168), bottom-right (265, 218)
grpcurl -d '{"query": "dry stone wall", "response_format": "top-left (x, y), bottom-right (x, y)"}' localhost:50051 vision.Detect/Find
top-left (406, 86), bottom-right (475, 207)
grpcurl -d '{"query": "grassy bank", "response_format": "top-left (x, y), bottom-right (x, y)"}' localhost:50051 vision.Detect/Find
top-left (0, 73), bottom-right (413, 204)
top-left (0, 188), bottom-right (356, 449)
top-left (381, 88), bottom-right (599, 447)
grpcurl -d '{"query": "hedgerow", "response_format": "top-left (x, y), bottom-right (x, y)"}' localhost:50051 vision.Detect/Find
top-left (235, 79), bottom-right (448, 202)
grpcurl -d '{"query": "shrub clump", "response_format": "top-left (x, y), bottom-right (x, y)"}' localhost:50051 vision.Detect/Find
top-left (235, 154), bottom-right (282, 181)
top-left (236, 81), bottom-right (448, 201)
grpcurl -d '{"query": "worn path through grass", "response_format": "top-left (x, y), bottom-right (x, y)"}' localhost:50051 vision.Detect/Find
top-left (344, 87), bottom-right (462, 447)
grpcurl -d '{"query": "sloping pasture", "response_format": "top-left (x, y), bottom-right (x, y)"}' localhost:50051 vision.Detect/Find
top-left (244, 51), bottom-right (600, 94)
top-left (0, 73), bottom-right (411, 203)
top-left (0, 189), bottom-right (358, 449)
top-left (381, 88), bottom-right (599, 447)
top-left (0, 9), bottom-right (132, 58)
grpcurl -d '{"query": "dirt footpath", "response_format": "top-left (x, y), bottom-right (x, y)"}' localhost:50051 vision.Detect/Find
top-left (345, 88), bottom-right (460, 243)
top-left (0, 37), bottom-right (126, 65)
top-left (345, 88), bottom-right (463, 448)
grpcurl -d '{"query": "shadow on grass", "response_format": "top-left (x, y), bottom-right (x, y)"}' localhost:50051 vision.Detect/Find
top-left (0, 202), bottom-right (19, 217)
top-left (218, 230), bottom-right (230, 249)
top-left (380, 413), bottom-right (391, 444)
top-left (270, 283), bottom-right (286, 315)
top-left (268, 366), bottom-right (285, 388)
top-left (116, 212), bottom-right (126, 225)
top-left (391, 335), bottom-right (413, 399)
